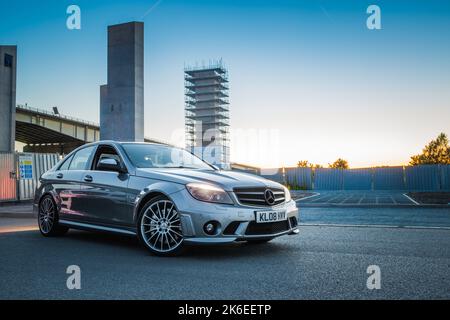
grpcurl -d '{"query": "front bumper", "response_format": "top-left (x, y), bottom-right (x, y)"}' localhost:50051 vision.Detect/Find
top-left (170, 188), bottom-right (299, 244)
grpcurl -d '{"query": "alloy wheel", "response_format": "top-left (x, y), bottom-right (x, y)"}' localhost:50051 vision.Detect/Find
top-left (39, 197), bottom-right (55, 234)
top-left (140, 199), bottom-right (183, 253)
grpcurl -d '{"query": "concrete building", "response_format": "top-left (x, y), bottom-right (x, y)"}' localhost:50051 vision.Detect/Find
top-left (100, 21), bottom-right (144, 141)
top-left (185, 62), bottom-right (230, 169)
top-left (0, 46), bottom-right (17, 152)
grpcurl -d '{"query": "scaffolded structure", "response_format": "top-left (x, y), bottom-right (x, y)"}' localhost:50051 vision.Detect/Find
top-left (185, 62), bottom-right (230, 169)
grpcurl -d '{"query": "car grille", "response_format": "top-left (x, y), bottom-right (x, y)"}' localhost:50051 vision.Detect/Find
top-left (233, 187), bottom-right (285, 207)
top-left (245, 220), bottom-right (290, 235)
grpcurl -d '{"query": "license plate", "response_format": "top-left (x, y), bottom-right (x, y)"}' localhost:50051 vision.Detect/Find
top-left (255, 210), bottom-right (287, 223)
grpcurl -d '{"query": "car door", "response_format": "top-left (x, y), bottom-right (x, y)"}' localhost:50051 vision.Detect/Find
top-left (53, 145), bottom-right (96, 220)
top-left (78, 144), bottom-right (133, 226)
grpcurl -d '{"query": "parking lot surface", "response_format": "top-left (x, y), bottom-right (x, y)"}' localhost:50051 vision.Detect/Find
top-left (298, 207), bottom-right (450, 228)
top-left (1, 224), bottom-right (449, 299)
top-left (1, 197), bottom-right (450, 299)
top-left (297, 191), bottom-right (415, 205)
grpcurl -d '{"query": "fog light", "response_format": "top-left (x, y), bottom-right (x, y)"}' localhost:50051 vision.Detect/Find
top-left (203, 221), bottom-right (219, 235)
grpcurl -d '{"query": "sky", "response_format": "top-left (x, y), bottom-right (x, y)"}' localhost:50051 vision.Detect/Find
top-left (1, 0), bottom-right (450, 168)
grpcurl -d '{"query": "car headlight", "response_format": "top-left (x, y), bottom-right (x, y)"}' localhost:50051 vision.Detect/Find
top-left (186, 183), bottom-right (233, 204)
top-left (283, 186), bottom-right (292, 202)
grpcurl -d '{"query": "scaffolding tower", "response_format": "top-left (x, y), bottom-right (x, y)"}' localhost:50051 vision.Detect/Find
top-left (185, 61), bottom-right (230, 169)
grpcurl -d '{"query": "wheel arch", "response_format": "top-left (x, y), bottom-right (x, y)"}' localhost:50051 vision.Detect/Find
top-left (37, 190), bottom-right (59, 209)
top-left (132, 181), bottom-right (185, 223)
top-left (135, 191), bottom-right (167, 218)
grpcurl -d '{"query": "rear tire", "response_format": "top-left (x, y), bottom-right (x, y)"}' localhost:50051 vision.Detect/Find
top-left (137, 195), bottom-right (184, 257)
top-left (38, 195), bottom-right (69, 237)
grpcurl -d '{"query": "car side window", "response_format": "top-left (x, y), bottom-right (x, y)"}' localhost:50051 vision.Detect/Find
top-left (68, 146), bottom-right (95, 171)
top-left (58, 154), bottom-right (74, 171)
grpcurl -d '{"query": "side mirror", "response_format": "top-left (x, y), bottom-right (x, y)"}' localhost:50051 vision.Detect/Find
top-left (97, 158), bottom-right (125, 173)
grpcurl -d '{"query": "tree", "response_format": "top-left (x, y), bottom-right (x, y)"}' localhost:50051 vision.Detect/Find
top-left (297, 160), bottom-right (323, 169)
top-left (410, 133), bottom-right (450, 165)
top-left (329, 158), bottom-right (349, 169)
top-left (297, 160), bottom-right (310, 167)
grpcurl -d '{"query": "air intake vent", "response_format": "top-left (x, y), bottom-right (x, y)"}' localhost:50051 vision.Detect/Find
top-left (245, 220), bottom-right (290, 235)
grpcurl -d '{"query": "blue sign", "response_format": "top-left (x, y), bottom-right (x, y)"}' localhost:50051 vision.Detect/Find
top-left (19, 155), bottom-right (33, 180)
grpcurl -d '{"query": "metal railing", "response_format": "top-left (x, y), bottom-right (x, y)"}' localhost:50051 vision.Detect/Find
top-left (17, 104), bottom-right (99, 127)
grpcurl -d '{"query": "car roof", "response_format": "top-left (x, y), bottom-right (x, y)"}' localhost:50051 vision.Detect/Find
top-left (68, 141), bottom-right (165, 155)
top-left (84, 141), bottom-right (163, 147)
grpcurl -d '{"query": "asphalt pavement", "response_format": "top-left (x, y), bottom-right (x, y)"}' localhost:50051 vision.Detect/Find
top-left (1, 204), bottom-right (450, 299)
top-left (299, 206), bottom-right (450, 228)
top-left (296, 190), bottom-right (417, 205)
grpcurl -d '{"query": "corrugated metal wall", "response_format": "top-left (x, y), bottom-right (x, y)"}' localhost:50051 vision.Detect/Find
top-left (343, 168), bottom-right (372, 190)
top-left (18, 153), bottom-right (60, 200)
top-left (285, 167), bottom-right (312, 190)
top-left (0, 152), bottom-right (59, 202)
top-left (373, 167), bottom-right (405, 190)
top-left (0, 153), bottom-right (17, 201)
top-left (260, 164), bottom-right (450, 191)
top-left (314, 168), bottom-right (344, 190)
top-left (4, 153), bottom-right (450, 198)
top-left (405, 165), bottom-right (440, 191)
top-left (439, 165), bottom-right (450, 190)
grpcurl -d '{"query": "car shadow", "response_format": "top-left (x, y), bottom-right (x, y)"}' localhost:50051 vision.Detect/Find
top-left (183, 242), bottom-right (289, 259)
top-left (64, 229), bottom-right (142, 252)
top-left (63, 230), bottom-right (291, 259)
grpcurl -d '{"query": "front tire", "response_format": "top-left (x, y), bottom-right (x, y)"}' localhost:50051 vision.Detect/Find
top-left (137, 195), bottom-right (184, 256)
top-left (38, 195), bottom-right (69, 237)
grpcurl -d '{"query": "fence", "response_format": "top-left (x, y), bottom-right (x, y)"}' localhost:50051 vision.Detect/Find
top-left (0, 152), bottom-right (60, 202)
top-left (261, 165), bottom-right (450, 191)
top-left (0, 153), bottom-right (17, 201)
top-left (441, 165), bottom-right (450, 190)
top-left (285, 167), bottom-right (312, 190)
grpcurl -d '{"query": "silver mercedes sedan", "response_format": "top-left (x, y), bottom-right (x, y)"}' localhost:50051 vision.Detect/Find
top-left (34, 141), bottom-right (299, 256)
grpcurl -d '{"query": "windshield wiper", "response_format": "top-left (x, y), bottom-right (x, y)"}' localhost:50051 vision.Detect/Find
top-left (159, 166), bottom-right (198, 169)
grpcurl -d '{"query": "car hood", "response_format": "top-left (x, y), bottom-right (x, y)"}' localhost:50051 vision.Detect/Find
top-left (134, 168), bottom-right (283, 191)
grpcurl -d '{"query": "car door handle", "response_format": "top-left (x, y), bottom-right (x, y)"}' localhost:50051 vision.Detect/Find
top-left (83, 175), bottom-right (93, 182)
top-left (56, 173), bottom-right (63, 179)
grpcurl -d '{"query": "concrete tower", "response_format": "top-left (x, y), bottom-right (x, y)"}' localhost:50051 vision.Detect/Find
top-left (0, 46), bottom-right (17, 152)
top-left (185, 62), bottom-right (230, 169)
top-left (100, 22), bottom-right (144, 141)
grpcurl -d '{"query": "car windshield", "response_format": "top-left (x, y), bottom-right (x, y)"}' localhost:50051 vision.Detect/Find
top-left (121, 143), bottom-right (213, 170)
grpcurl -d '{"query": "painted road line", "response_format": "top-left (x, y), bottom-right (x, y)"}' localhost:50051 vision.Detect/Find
top-left (296, 192), bottom-right (321, 201)
top-left (300, 223), bottom-right (399, 229)
top-left (299, 223), bottom-right (450, 230)
top-left (403, 225), bottom-right (450, 230)
top-left (0, 226), bottom-right (39, 233)
top-left (403, 193), bottom-right (419, 205)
